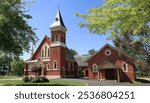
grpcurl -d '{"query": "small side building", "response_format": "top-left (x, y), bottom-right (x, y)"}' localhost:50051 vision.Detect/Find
top-left (86, 44), bottom-right (135, 82)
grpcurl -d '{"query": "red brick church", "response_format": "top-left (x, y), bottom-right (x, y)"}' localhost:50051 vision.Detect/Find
top-left (24, 10), bottom-right (135, 82)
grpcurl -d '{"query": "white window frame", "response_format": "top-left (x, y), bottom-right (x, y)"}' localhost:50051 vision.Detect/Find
top-left (53, 60), bottom-right (57, 70)
top-left (121, 62), bottom-right (128, 72)
top-left (92, 64), bottom-right (98, 73)
top-left (105, 49), bottom-right (111, 56)
top-left (41, 43), bottom-right (50, 58)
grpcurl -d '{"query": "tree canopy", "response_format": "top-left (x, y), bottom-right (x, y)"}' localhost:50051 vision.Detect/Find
top-left (0, 0), bottom-right (37, 56)
top-left (77, 0), bottom-right (150, 63)
top-left (77, 0), bottom-right (150, 43)
top-left (11, 58), bottom-right (24, 76)
top-left (88, 49), bottom-right (98, 55)
top-left (69, 49), bottom-right (78, 56)
top-left (0, 52), bottom-right (13, 75)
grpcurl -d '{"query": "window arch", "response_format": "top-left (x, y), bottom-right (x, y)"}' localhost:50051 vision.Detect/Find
top-left (53, 60), bottom-right (57, 70)
top-left (42, 49), bottom-right (44, 57)
top-left (121, 62), bottom-right (128, 72)
top-left (45, 46), bottom-right (47, 57)
top-left (53, 34), bottom-right (59, 42)
top-left (41, 44), bottom-right (50, 58)
top-left (48, 48), bottom-right (50, 57)
top-left (92, 64), bottom-right (97, 73)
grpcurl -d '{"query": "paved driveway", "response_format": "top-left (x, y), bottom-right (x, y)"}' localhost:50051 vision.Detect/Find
top-left (57, 78), bottom-right (150, 86)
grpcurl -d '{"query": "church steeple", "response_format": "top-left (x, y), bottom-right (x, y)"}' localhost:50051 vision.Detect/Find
top-left (50, 10), bottom-right (67, 30)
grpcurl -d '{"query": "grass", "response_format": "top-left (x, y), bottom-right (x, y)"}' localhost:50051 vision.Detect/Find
top-left (0, 75), bottom-right (21, 79)
top-left (0, 79), bottom-right (86, 86)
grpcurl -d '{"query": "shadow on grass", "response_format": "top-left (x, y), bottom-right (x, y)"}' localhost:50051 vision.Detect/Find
top-left (136, 79), bottom-right (150, 83)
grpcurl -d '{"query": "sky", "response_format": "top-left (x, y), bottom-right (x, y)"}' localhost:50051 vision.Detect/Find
top-left (22, 0), bottom-right (113, 60)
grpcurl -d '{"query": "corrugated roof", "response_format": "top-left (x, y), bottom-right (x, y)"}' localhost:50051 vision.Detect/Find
top-left (74, 54), bottom-right (91, 66)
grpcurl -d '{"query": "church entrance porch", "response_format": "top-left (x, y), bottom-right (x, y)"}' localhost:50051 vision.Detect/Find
top-left (97, 60), bottom-right (121, 82)
top-left (98, 68), bottom-right (121, 82)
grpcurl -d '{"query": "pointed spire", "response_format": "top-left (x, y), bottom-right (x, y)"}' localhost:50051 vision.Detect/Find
top-left (31, 44), bottom-right (34, 58)
top-left (50, 9), bottom-right (66, 30)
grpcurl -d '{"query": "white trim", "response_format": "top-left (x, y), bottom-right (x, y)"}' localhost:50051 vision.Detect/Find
top-left (50, 42), bottom-right (66, 48)
top-left (121, 62), bottom-right (129, 72)
top-left (53, 60), bottom-right (57, 70)
top-left (26, 59), bottom-right (50, 63)
top-left (92, 64), bottom-right (98, 73)
top-left (105, 49), bottom-right (111, 56)
top-left (41, 43), bottom-right (50, 58)
top-left (50, 26), bottom-right (67, 32)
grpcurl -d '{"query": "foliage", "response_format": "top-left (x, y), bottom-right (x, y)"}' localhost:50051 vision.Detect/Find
top-left (0, 0), bottom-right (37, 56)
top-left (0, 52), bottom-right (13, 75)
top-left (113, 34), bottom-right (150, 63)
top-left (31, 77), bottom-right (49, 83)
top-left (69, 49), bottom-right (78, 56)
top-left (22, 76), bottom-right (33, 82)
top-left (77, 0), bottom-right (150, 63)
top-left (88, 49), bottom-right (98, 55)
top-left (11, 58), bottom-right (24, 76)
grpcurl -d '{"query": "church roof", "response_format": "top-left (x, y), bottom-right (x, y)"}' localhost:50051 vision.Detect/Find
top-left (50, 10), bottom-right (66, 29)
top-left (66, 48), bottom-right (76, 62)
top-left (74, 54), bottom-right (91, 66)
top-left (85, 44), bottom-right (134, 62)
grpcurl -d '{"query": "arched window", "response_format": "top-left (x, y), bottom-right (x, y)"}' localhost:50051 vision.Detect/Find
top-left (45, 46), bottom-right (47, 57)
top-left (55, 34), bottom-right (58, 42)
top-left (53, 60), bottom-right (57, 70)
top-left (42, 49), bottom-right (44, 57)
top-left (92, 64), bottom-right (97, 73)
top-left (41, 44), bottom-right (50, 58)
top-left (122, 62), bottom-right (128, 72)
top-left (53, 34), bottom-right (58, 42)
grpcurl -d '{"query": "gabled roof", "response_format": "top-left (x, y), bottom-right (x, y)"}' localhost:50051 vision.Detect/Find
top-left (50, 10), bottom-right (66, 29)
top-left (86, 44), bottom-right (134, 62)
top-left (74, 54), bottom-right (91, 66)
top-left (32, 58), bottom-right (45, 72)
top-left (31, 35), bottom-right (50, 60)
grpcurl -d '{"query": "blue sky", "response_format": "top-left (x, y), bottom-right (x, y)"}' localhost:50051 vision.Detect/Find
top-left (22, 0), bottom-right (113, 60)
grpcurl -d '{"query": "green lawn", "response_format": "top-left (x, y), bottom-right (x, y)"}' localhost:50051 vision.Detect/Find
top-left (0, 75), bottom-right (21, 79)
top-left (0, 79), bottom-right (86, 86)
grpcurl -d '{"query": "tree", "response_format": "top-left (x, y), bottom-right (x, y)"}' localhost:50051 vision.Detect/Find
top-left (69, 49), bottom-right (78, 56)
top-left (88, 49), bottom-right (98, 55)
top-left (77, 0), bottom-right (150, 63)
top-left (113, 34), bottom-right (150, 63)
top-left (11, 58), bottom-right (24, 76)
top-left (0, 0), bottom-right (37, 56)
top-left (0, 52), bottom-right (13, 75)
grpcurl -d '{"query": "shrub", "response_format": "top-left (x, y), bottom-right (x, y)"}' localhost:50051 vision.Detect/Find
top-left (23, 77), bottom-right (29, 82)
top-left (39, 77), bottom-right (49, 82)
top-left (30, 77), bottom-right (49, 83)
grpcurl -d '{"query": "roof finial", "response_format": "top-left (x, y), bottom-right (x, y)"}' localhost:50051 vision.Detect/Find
top-left (58, 0), bottom-right (60, 10)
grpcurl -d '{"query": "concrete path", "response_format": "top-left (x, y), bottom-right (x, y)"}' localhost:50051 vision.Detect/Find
top-left (57, 78), bottom-right (150, 86)
top-left (0, 77), bottom-right (150, 86)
